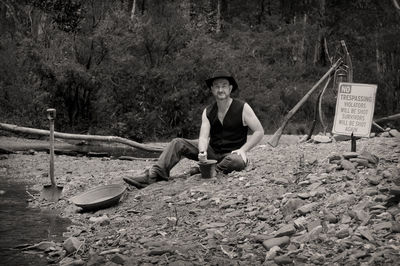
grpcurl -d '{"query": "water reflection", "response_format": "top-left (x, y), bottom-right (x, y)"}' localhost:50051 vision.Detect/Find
top-left (0, 175), bottom-right (71, 266)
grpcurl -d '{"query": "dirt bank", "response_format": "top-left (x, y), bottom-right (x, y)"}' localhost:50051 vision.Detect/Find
top-left (1, 135), bottom-right (400, 265)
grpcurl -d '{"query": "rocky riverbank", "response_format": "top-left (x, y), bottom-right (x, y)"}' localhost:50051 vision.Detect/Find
top-left (1, 134), bottom-right (400, 265)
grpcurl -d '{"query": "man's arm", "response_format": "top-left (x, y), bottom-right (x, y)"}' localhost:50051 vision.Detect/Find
top-left (241, 103), bottom-right (264, 152)
top-left (232, 103), bottom-right (264, 161)
top-left (198, 109), bottom-right (210, 160)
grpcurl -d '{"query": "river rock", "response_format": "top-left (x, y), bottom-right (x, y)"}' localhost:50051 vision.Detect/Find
top-left (308, 225), bottom-right (323, 241)
top-left (349, 158), bottom-right (369, 167)
top-left (297, 202), bottom-right (318, 215)
top-left (389, 129), bottom-right (400, 138)
top-left (110, 254), bottom-right (129, 265)
top-left (86, 254), bottom-right (106, 266)
top-left (341, 160), bottom-right (355, 170)
top-left (391, 222), bottom-right (400, 233)
top-left (293, 216), bottom-right (307, 230)
top-left (324, 210), bottom-right (339, 223)
top-left (262, 236), bottom-right (290, 250)
top-left (382, 170), bottom-right (393, 179)
top-left (271, 177), bottom-right (290, 185)
top-left (312, 135), bottom-right (331, 143)
top-left (274, 254), bottom-right (293, 265)
top-left (373, 221), bottom-right (392, 231)
top-left (63, 237), bottom-right (82, 254)
top-left (329, 154), bottom-right (342, 163)
top-left (265, 246), bottom-right (281, 260)
top-left (366, 175), bottom-right (382, 185)
top-left (389, 185), bottom-right (400, 195)
top-left (336, 227), bottom-right (350, 239)
top-left (358, 151), bottom-right (379, 165)
top-left (281, 198), bottom-right (305, 216)
top-left (380, 131), bottom-right (391, 137)
top-left (59, 258), bottom-right (85, 266)
top-left (274, 224), bottom-right (296, 237)
top-left (343, 152), bottom-right (359, 159)
top-left (325, 164), bottom-right (338, 173)
top-left (297, 192), bottom-right (311, 199)
top-left (89, 214), bottom-right (110, 225)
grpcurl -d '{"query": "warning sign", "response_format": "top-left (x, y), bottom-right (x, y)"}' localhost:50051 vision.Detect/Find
top-left (332, 82), bottom-right (377, 137)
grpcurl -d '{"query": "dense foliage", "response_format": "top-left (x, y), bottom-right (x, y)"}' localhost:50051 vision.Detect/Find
top-left (1, 0), bottom-right (399, 141)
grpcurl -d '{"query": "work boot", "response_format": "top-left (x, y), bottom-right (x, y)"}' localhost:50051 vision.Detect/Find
top-left (123, 168), bottom-right (159, 189)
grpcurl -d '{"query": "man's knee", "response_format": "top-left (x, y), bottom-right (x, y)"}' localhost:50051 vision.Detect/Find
top-left (169, 138), bottom-right (186, 148)
top-left (169, 138), bottom-right (196, 157)
top-left (171, 137), bottom-right (184, 144)
top-left (217, 153), bottom-right (246, 174)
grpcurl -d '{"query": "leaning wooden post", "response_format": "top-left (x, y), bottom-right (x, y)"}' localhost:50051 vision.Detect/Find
top-left (268, 58), bottom-right (342, 147)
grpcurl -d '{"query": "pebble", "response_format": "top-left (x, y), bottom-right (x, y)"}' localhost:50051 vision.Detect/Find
top-left (274, 224), bottom-right (296, 237)
top-left (349, 158), bottom-right (369, 167)
top-left (63, 237), bottom-right (82, 254)
top-left (308, 225), bottom-right (323, 241)
top-left (274, 254), bottom-right (293, 265)
top-left (262, 236), bottom-right (290, 250)
top-left (281, 199), bottom-right (305, 216)
top-left (382, 170), bottom-right (393, 179)
top-left (265, 246), bottom-right (281, 260)
top-left (89, 215), bottom-right (110, 225)
top-left (297, 192), bottom-right (311, 199)
top-left (341, 160), bottom-right (356, 170)
top-left (373, 221), bottom-right (392, 231)
top-left (358, 151), bottom-right (379, 165)
top-left (391, 222), bottom-right (400, 233)
top-left (336, 228), bottom-right (350, 239)
top-left (297, 202), bottom-right (318, 215)
top-left (110, 254), bottom-right (129, 265)
top-left (342, 152), bottom-right (359, 159)
top-left (389, 129), bottom-right (400, 138)
top-left (366, 175), bottom-right (382, 185)
top-left (324, 210), bottom-right (338, 223)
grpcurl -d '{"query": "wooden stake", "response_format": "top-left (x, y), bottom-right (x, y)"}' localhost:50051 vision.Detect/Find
top-left (351, 132), bottom-right (356, 152)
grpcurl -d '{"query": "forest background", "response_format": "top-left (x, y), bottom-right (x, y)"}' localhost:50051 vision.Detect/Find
top-left (0, 0), bottom-right (399, 142)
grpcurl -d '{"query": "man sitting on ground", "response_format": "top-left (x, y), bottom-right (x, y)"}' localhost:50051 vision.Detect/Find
top-left (123, 70), bottom-right (264, 188)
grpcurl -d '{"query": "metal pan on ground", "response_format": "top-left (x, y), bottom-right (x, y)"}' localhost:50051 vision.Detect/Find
top-left (70, 184), bottom-right (126, 211)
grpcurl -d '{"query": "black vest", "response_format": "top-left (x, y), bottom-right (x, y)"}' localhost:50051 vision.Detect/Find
top-left (206, 99), bottom-right (248, 154)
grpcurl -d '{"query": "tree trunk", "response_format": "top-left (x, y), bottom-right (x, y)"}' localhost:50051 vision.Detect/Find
top-left (257, 0), bottom-right (265, 24)
top-left (141, 0), bottom-right (146, 15)
top-left (180, 0), bottom-right (191, 22)
top-left (375, 31), bottom-right (382, 75)
top-left (216, 0), bottom-right (221, 33)
top-left (130, 0), bottom-right (136, 20)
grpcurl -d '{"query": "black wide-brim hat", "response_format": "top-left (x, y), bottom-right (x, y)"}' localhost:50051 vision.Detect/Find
top-left (205, 70), bottom-right (238, 92)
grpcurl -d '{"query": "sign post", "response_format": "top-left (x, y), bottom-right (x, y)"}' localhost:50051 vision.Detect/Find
top-left (332, 82), bottom-right (377, 151)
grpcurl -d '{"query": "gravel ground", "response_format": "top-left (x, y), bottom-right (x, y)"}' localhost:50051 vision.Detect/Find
top-left (1, 134), bottom-right (399, 265)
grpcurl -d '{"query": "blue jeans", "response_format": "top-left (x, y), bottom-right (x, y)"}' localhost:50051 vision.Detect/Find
top-left (152, 138), bottom-right (247, 180)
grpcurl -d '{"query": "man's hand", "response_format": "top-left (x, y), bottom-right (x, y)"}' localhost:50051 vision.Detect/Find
top-left (231, 149), bottom-right (247, 164)
top-left (198, 151), bottom-right (207, 162)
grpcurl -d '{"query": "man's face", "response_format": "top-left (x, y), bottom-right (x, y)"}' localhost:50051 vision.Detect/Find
top-left (211, 78), bottom-right (232, 100)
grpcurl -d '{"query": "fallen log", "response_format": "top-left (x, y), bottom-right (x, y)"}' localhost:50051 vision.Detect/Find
top-left (0, 123), bottom-right (163, 152)
top-left (375, 113), bottom-right (400, 123)
top-left (0, 147), bottom-right (15, 154)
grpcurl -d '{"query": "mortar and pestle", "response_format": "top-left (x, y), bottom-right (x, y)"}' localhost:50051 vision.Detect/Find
top-left (198, 159), bottom-right (217, 178)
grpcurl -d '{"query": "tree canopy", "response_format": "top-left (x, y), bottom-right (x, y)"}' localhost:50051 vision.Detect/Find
top-left (1, 0), bottom-right (399, 141)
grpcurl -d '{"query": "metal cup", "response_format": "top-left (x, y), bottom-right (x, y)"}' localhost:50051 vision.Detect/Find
top-left (198, 159), bottom-right (217, 178)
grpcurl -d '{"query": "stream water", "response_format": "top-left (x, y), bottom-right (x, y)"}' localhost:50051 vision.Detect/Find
top-left (0, 175), bottom-right (71, 265)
